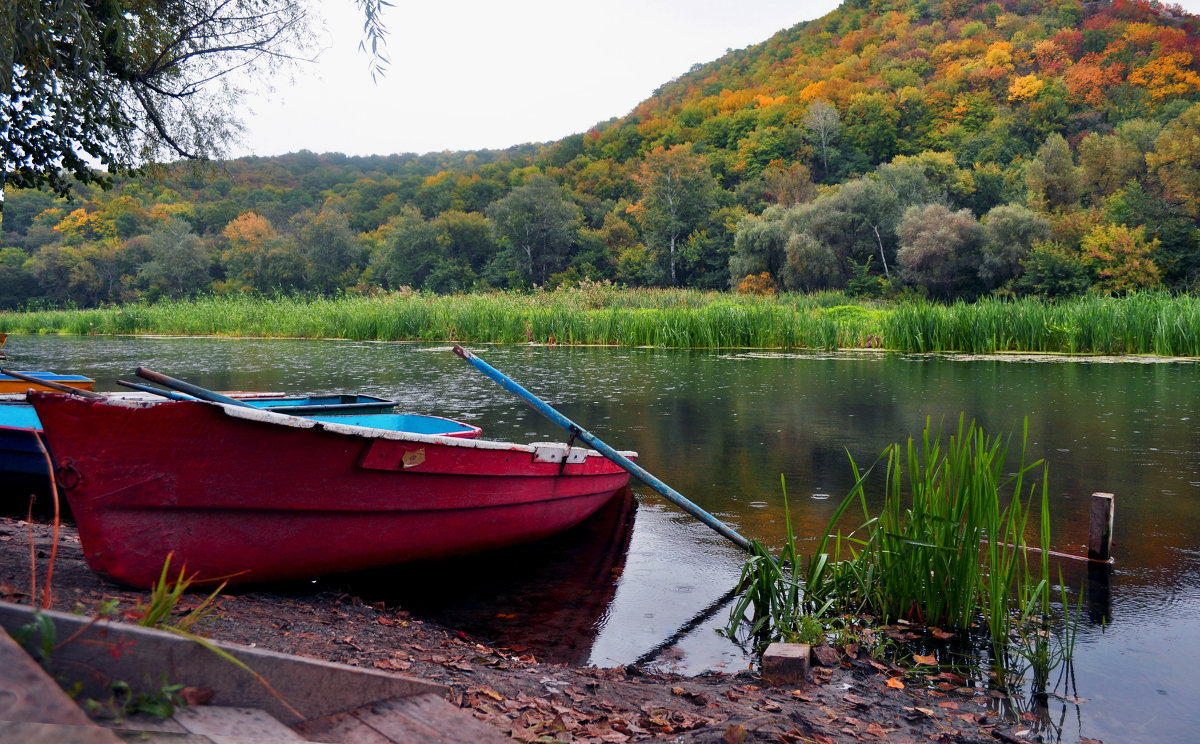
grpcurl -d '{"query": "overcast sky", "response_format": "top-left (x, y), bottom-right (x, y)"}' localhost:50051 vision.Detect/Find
top-left (231, 0), bottom-right (1200, 159)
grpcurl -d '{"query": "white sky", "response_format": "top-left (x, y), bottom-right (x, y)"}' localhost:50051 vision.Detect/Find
top-left (231, 0), bottom-right (1200, 159)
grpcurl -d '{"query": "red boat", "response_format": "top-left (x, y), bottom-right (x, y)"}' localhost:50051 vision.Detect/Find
top-left (29, 391), bottom-right (634, 588)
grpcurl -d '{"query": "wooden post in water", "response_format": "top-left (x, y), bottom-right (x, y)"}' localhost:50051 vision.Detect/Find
top-left (1089, 492), bottom-right (1115, 562)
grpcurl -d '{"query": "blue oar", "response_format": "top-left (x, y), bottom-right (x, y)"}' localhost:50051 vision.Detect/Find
top-left (452, 345), bottom-right (752, 552)
top-left (117, 379), bottom-right (197, 401)
top-left (134, 367), bottom-right (252, 408)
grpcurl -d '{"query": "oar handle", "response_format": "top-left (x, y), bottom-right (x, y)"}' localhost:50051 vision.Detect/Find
top-left (452, 345), bottom-right (752, 553)
top-left (116, 379), bottom-right (196, 401)
top-left (134, 368), bottom-right (251, 408)
top-left (2, 368), bottom-right (105, 399)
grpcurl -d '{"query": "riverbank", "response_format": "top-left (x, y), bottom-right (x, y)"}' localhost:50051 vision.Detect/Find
top-left (0, 517), bottom-right (1019, 743)
top-left (3, 288), bottom-right (1199, 356)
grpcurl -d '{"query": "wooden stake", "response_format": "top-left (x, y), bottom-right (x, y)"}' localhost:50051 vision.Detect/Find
top-left (1089, 492), bottom-right (1114, 562)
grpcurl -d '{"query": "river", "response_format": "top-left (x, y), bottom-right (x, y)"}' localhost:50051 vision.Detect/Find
top-left (7, 335), bottom-right (1200, 743)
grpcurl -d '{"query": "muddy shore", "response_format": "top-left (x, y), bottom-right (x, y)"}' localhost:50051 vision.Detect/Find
top-left (0, 517), bottom-right (1023, 743)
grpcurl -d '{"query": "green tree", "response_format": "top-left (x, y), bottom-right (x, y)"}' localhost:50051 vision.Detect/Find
top-left (1026, 134), bottom-right (1082, 213)
top-left (486, 176), bottom-right (581, 287)
top-left (632, 146), bottom-right (719, 286)
top-left (136, 219), bottom-right (212, 299)
top-left (373, 207), bottom-right (438, 290)
top-left (298, 207), bottom-right (363, 294)
top-left (896, 203), bottom-right (984, 299)
top-left (729, 209), bottom-right (787, 286)
top-left (0, 247), bottom-right (41, 308)
top-left (3, 0), bottom-right (387, 202)
top-left (979, 203), bottom-right (1051, 290)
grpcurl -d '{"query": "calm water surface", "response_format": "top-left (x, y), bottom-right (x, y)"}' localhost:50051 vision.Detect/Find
top-left (9, 335), bottom-right (1200, 743)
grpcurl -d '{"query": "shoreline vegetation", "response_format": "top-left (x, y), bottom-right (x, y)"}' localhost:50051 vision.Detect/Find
top-left (2, 287), bottom-right (1200, 357)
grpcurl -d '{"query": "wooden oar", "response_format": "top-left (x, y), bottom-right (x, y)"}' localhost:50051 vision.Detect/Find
top-left (1, 368), bottom-right (105, 399)
top-left (116, 379), bottom-right (197, 401)
top-left (134, 367), bottom-right (252, 408)
top-left (452, 345), bottom-right (752, 552)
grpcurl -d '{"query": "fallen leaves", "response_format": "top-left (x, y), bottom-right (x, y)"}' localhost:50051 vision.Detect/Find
top-left (886, 677), bottom-right (906, 689)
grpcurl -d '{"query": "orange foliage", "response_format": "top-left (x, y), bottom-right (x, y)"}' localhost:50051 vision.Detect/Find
top-left (1065, 58), bottom-right (1125, 107)
top-left (717, 89), bottom-right (756, 113)
top-left (736, 272), bottom-right (778, 295)
top-left (222, 212), bottom-right (275, 250)
top-left (1032, 40), bottom-right (1071, 75)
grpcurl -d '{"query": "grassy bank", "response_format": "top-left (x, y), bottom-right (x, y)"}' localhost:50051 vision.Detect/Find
top-left (3, 288), bottom-right (1199, 356)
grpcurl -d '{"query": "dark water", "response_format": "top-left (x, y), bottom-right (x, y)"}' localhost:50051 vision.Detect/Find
top-left (7, 335), bottom-right (1200, 743)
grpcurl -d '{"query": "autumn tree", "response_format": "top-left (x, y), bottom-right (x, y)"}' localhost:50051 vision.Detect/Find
top-left (632, 146), bottom-right (719, 286)
top-left (1080, 224), bottom-right (1161, 294)
top-left (1147, 102), bottom-right (1200, 218)
top-left (220, 212), bottom-right (303, 292)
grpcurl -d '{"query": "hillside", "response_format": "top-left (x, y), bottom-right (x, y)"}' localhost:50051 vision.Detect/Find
top-left (3, 0), bottom-right (1200, 307)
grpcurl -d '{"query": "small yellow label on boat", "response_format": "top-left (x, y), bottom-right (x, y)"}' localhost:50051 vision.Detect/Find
top-left (402, 448), bottom-right (426, 468)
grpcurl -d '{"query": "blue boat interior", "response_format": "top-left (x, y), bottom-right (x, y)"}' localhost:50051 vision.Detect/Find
top-left (310, 413), bottom-right (478, 436)
top-left (0, 405), bottom-right (42, 430)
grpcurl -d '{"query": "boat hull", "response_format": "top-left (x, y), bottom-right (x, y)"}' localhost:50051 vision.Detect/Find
top-left (30, 392), bottom-right (633, 587)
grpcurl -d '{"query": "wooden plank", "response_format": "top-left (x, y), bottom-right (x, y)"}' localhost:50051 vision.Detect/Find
top-left (173, 706), bottom-right (305, 740)
top-left (0, 626), bottom-right (105, 730)
top-left (293, 711), bottom-right (395, 744)
top-left (352, 694), bottom-right (510, 744)
top-left (0, 722), bottom-right (123, 744)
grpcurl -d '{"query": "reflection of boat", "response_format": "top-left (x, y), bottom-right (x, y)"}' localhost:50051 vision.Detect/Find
top-left (335, 486), bottom-right (637, 665)
top-left (0, 370), bottom-right (94, 394)
top-left (29, 391), bottom-right (634, 588)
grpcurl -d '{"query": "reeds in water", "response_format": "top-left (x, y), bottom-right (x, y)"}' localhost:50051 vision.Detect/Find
top-left (3, 288), bottom-right (1197, 355)
top-left (727, 417), bottom-right (1074, 685)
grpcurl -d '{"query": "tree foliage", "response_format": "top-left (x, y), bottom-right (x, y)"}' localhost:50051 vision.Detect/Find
top-left (4, 0), bottom-right (1200, 307)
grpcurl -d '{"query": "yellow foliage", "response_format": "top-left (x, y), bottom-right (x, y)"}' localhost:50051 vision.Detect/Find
top-left (755, 93), bottom-right (788, 108)
top-left (984, 41), bottom-right (1014, 69)
top-left (1008, 74), bottom-right (1045, 103)
top-left (1128, 53), bottom-right (1200, 102)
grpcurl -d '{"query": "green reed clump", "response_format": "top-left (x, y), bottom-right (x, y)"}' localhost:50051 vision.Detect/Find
top-left (728, 417), bottom-right (1072, 681)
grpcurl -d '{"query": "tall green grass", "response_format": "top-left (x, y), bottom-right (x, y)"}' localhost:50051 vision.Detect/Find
top-left (3, 288), bottom-right (1198, 355)
top-left (727, 417), bottom-right (1075, 686)
top-left (0, 288), bottom-right (887, 350)
top-left (883, 292), bottom-right (1200, 356)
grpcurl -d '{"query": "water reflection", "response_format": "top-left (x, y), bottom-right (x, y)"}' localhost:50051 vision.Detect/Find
top-left (7, 335), bottom-right (1200, 743)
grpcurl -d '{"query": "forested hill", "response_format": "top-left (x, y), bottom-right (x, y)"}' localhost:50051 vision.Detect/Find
top-left (5, 0), bottom-right (1200, 309)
